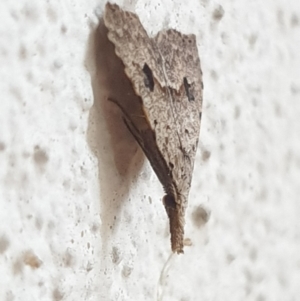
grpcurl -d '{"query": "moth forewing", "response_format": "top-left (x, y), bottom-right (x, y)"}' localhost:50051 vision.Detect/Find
top-left (103, 2), bottom-right (203, 254)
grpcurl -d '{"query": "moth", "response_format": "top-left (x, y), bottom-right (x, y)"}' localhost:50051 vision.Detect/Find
top-left (103, 2), bottom-right (203, 253)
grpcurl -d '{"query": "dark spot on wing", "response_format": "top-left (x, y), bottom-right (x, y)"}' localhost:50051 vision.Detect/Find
top-left (143, 63), bottom-right (154, 91)
top-left (183, 77), bottom-right (194, 101)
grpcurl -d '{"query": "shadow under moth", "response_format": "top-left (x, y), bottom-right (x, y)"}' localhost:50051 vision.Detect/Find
top-left (102, 2), bottom-right (203, 253)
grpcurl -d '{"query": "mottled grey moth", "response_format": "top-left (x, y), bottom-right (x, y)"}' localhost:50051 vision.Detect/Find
top-left (103, 2), bottom-right (203, 253)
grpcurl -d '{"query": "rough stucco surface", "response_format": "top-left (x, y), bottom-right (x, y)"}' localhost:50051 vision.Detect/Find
top-left (0, 0), bottom-right (300, 300)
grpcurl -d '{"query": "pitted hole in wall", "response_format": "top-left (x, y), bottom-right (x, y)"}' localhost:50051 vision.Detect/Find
top-left (220, 118), bottom-right (227, 131)
top-left (19, 44), bottom-right (27, 60)
top-left (248, 34), bottom-right (258, 48)
top-left (52, 287), bottom-right (64, 301)
top-left (62, 179), bottom-right (71, 190)
top-left (62, 250), bottom-right (75, 267)
top-left (243, 266), bottom-right (254, 283)
top-left (234, 105), bottom-right (241, 119)
top-left (244, 266), bottom-right (266, 288)
top-left (60, 24), bottom-right (67, 34)
top-left (23, 250), bottom-right (42, 269)
top-left (256, 161), bottom-right (265, 176)
top-left (5, 290), bottom-right (16, 301)
top-left (111, 246), bottom-right (122, 265)
top-left (277, 269), bottom-right (288, 288)
top-left (256, 294), bottom-right (266, 301)
top-left (210, 69), bottom-right (218, 81)
top-left (284, 150), bottom-right (294, 173)
top-left (216, 172), bottom-right (225, 185)
top-left (291, 14), bottom-right (299, 27)
top-left (68, 118), bottom-right (78, 131)
top-left (255, 272), bottom-right (265, 284)
top-left (122, 265), bottom-right (133, 278)
top-left (0, 142), bottom-right (6, 151)
top-left (183, 238), bottom-right (193, 247)
top-left (35, 216), bottom-right (43, 230)
top-left (47, 7), bottom-right (57, 23)
top-left (212, 5), bottom-right (224, 21)
top-left (180, 297), bottom-right (191, 301)
top-left (53, 59), bottom-right (63, 69)
top-left (123, 208), bottom-right (133, 224)
top-left (245, 283), bottom-right (252, 297)
top-left (26, 71), bottom-right (33, 83)
top-left (200, 0), bottom-right (209, 6)
top-left (8, 152), bottom-right (16, 168)
top-left (33, 145), bottom-right (49, 166)
top-left (12, 258), bottom-right (23, 275)
top-left (22, 150), bottom-right (31, 159)
top-left (248, 246), bottom-right (258, 262)
top-left (273, 101), bottom-right (283, 118)
top-left (48, 220), bottom-right (55, 231)
top-left (90, 222), bottom-right (99, 233)
top-left (226, 252), bottom-right (236, 264)
top-left (86, 261), bottom-right (93, 272)
top-left (290, 83), bottom-right (300, 95)
top-left (10, 86), bottom-right (22, 101)
top-left (0, 235), bottom-right (10, 254)
top-left (256, 186), bottom-right (268, 202)
top-left (191, 205), bottom-right (210, 229)
top-left (201, 149), bottom-right (211, 162)
top-left (277, 9), bottom-right (285, 29)
top-left (5, 290), bottom-right (15, 301)
top-left (21, 4), bottom-right (39, 22)
top-left (220, 32), bottom-right (229, 46)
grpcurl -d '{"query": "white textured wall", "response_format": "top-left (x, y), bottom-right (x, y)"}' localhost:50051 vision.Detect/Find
top-left (1, 0), bottom-right (300, 300)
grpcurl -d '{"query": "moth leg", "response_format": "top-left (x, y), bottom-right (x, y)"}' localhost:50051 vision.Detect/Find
top-left (122, 116), bottom-right (145, 148)
top-left (107, 97), bottom-right (145, 148)
top-left (107, 97), bottom-right (121, 109)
